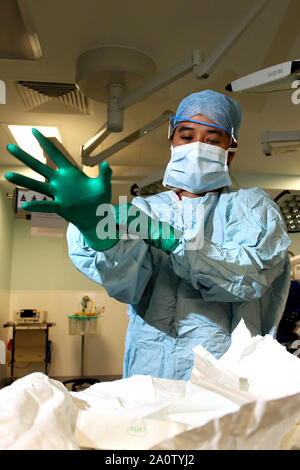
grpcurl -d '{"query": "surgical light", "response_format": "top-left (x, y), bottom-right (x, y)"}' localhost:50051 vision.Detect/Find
top-left (274, 190), bottom-right (300, 233)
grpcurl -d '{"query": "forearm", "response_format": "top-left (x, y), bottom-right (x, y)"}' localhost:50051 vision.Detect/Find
top-left (79, 202), bottom-right (181, 253)
top-left (67, 223), bottom-right (153, 304)
top-left (170, 235), bottom-right (291, 303)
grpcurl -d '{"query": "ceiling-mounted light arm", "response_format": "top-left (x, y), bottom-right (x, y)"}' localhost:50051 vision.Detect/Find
top-left (261, 130), bottom-right (300, 156)
top-left (203, 0), bottom-right (270, 76)
top-left (81, 0), bottom-right (269, 166)
top-left (82, 110), bottom-right (173, 166)
top-left (81, 122), bottom-right (111, 158)
top-left (81, 49), bottom-right (204, 162)
top-left (118, 0), bottom-right (270, 109)
top-left (117, 49), bottom-right (205, 111)
top-left (107, 82), bottom-right (125, 132)
top-left (81, 82), bottom-right (125, 158)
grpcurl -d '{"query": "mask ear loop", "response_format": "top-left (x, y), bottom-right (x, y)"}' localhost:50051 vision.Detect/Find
top-left (168, 122), bottom-right (172, 140)
top-left (227, 127), bottom-right (238, 153)
top-left (226, 128), bottom-right (238, 169)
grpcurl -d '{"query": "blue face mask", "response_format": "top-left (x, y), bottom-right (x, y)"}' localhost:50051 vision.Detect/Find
top-left (162, 140), bottom-right (236, 194)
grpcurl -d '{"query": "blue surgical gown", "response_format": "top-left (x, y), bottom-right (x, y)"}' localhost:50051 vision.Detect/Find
top-left (67, 187), bottom-right (291, 381)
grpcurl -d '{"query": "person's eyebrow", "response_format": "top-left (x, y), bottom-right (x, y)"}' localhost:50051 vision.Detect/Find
top-left (177, 125), bottom-right (195, 132)
top-left (177, 124), bottom-right (226, 138)
top-left (205, 128), bottom-right (224, 138)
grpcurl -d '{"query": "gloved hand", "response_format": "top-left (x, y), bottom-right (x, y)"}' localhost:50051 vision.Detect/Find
top-left (6, 128), bottom-right (118, 251)
top-left (114, 202), bottom-right (180, 253)
top-left (5, 129), bottom-right (180, 253)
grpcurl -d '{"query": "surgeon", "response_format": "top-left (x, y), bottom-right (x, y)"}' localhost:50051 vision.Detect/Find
top-left (5, 89), bottom-right (291, 381)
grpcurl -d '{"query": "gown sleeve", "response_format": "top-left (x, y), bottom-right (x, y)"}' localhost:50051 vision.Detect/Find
top-left (67, 223), bottom-right (153, 304)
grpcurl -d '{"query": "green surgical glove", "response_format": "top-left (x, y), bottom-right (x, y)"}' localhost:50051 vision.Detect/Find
top-left (114, 202), bottom-right (180, 253)
top-left (6, 128), bottom-right (117, 251)
top-left (5, 129), bottom-right (180, 253)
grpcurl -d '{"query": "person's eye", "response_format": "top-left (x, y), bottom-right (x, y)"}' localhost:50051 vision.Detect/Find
top-left (206, 139), bottom-right (220, 145)
top-left (181, 135), bottom-right (193, 141)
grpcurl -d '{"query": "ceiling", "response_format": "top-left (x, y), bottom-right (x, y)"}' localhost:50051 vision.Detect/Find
top-left (0, 0), bottom-right (300, 203)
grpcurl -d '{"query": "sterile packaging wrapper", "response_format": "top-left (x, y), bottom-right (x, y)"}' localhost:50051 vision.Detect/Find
top-left (74, 320), bottom-right (300, 450)
top-left (1, 320), bottom-right (300, 450)
top-left (0, 373), bottom-right (80, 450)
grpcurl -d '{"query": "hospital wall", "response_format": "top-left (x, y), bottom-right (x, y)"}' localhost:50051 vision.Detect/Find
top-left (0, 185), bottom-right (14, 343)
top-left (0, 185), bottom-right (128, 378)
top-left (289, 232), bottom-right (300, 258)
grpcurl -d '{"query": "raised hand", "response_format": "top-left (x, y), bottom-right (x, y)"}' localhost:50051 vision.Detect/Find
top-left (6, 128), bottom-right (181, 253)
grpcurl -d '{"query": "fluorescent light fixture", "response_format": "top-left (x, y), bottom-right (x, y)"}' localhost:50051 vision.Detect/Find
top-left (8, 125), bottom-right (62, 163)
top-left (226, 59), bottom-right (300, 93)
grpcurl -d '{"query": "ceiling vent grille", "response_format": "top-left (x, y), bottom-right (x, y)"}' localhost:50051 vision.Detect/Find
top-left (16, 81), bottom-right (90, 114)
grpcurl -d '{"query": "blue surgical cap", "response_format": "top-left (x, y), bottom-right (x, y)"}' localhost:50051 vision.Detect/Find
top-left (171, 89), bottom-right (242, 140)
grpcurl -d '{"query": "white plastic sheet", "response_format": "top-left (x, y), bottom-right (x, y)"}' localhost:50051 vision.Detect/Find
top-left (1, 320), bottom-right (300, 450)
top-left (0, 373), bottom-right (79, 450)
top-left (75, 320), bottom-right (300, 450)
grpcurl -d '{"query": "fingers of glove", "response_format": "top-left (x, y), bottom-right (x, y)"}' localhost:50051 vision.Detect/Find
top-left (5, 172), bottom-right (53, 197)
top-left (98, 161), bottom-right (112, 190)
top-left (22, 200), bottom-right (60, 214)
top-left (32, 128), bottom-right (72, 169)
top-left (7, 144), bottom-right (53, 180)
